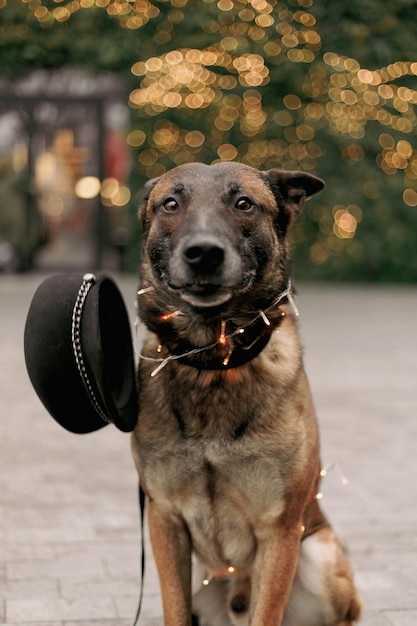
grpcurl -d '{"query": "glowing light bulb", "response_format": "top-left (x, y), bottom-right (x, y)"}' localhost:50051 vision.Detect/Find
top-left (222, 351), bottom-right (232, 366)
top-left (218, 320), bottom-right (227, 345)
top-left (160, 310), bottom-right (181, 321)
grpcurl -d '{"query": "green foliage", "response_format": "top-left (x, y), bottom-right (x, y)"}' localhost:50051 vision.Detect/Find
top-left (1, 0), bottom-right (416, 280)
top-left (0, 0), bottom-right (140, 74)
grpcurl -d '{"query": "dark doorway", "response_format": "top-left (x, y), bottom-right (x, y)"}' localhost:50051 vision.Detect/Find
top-left (0, 69), bottom-right (130, 272)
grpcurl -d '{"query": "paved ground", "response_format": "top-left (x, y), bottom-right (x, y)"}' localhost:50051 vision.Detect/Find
top-left (1, 272), bottom-right (416, 626)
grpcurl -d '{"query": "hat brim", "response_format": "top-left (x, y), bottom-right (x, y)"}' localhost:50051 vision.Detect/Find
top-left (24, 273), bottom-right (138, 434)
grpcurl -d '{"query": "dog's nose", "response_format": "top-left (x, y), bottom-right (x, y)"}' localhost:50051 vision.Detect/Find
top-left (183, 239), bottom-right (225, 274)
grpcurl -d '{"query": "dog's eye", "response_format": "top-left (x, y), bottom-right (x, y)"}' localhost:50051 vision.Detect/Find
top-left (235, 197), bottom-right (254, 212)
top-left (162, 198), bottom-right (179, 212)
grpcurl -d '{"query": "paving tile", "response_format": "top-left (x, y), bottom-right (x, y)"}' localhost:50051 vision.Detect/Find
top-left (0, 623), bottom-right (63, 626)
top-left (358, 612), bottom-right (393, 626)
top-left (115, 592), bottom-right (162, 620)
top-left (0, 579), bottom-right (58, 600)
top-left (6, 525), bottom-right (98, 545)
top-left (360, 587), bottom-right (417, 612)
top-left (64, 622), bottom-right (132, 626)
top-left (385, 611), bottom-right (417, 626)
top-left (1, 277), bottom-right (416, 625)
top-left (6, 597), bottom-right (117, 622)
top-left (60, 575), bottom-right (139, 600)
top-left (7, 552), bottom-right (105, 581)
top-left (1, 545), bottom-right (55, 561)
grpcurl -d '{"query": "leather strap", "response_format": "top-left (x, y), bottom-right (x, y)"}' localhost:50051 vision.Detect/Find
top-left (132, 484), bottom-right (146, 626)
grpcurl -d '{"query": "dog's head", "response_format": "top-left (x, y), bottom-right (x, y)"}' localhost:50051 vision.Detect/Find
top-left (138, 162), bottom-right (323, 318)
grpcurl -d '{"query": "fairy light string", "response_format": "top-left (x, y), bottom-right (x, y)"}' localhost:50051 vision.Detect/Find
top-left (316, 462), bottom-right (349, 500)
top-left (137, 278), bottom-right (299, 376)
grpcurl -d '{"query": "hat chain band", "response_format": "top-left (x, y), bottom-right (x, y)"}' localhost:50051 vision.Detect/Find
top-left (71, 273), bottom-right (111, 425)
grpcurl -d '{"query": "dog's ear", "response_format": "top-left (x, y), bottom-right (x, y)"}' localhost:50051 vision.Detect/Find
top-left (138, 176), bottom-right (161, 231)
top-left (265, 169), bottom-right (325, 234)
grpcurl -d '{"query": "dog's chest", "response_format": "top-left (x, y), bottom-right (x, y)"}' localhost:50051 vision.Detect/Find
top-left (154, 433), bottom-right (287, 507)
top-left (135, 341), bottom-right (311, 571)
top-left (135, 395), bottom-right (298, 572)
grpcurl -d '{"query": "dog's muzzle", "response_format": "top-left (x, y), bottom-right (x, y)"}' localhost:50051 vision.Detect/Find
top-left (169, 234), bottom-right (242, 308)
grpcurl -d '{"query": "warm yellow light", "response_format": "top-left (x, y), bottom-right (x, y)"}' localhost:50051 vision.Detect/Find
top-left (283, 94), bottom-right (302, 110)
top-left (218, 0), bottom-right (233, 10)
top-left (397, 140), bottom-right (413, 158)
top-left (127, 130), bottom-right (146, 147)
top-left (111, 186), bottom-right (131, 207)
top-left (101, 177), bottom-right (119, 200)
top-left (333, 209), bottom-right (358, 239)
top-left (145, 57), bottom-right (163, 72)
top-left (403, 189), bottom-right (417, 207)
top-left (75, 176), bottom-right (101, 199)
top-left (184, 131), bottom-right (205, 148)
top-left (217, 144), bottom-right (238, 161)
top-left (52, 6), bottom-right (70, 21)
top-left (309, 241), bottom-right (328, 265)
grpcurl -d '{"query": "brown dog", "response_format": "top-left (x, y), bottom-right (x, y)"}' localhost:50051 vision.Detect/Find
top-left (132, 162), bottom-right (362, 626)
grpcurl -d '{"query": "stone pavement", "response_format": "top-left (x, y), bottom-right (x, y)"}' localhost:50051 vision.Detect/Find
top-left (1, 273), bottom-right (416, 626)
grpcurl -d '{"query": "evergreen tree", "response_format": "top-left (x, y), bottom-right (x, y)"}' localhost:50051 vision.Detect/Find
top-left (1, 0), bottom-right (416, 279)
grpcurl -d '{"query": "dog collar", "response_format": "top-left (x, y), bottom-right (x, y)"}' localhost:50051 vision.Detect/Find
top-left (173, 323), bottom-right (276, 371)
top-left (138, 278), bottom-right (298, 376)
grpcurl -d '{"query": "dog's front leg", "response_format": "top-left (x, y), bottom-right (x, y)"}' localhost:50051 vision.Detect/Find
top-left (148, 499), bottom-right (192, 625)
top-left (250, 523), bottom-right (302, 626)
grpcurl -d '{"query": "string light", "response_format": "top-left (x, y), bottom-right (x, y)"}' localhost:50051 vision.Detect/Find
top-left (222, 350), bottom-right (233, 366)
top-left (137, 286), bottom-right (155, 296)
top-left (287, 291), bottom-right (300, 317)
top-left (320, 463), bottom-right (349, 485)
top-left (159, 310), bottom-right (183, 321)
top-left (150, 358), bottom-right (172, 377)
top-left (259, 309), bottom-right (271, 326)
top-left (275, 278), bottom-right (299, 317)
top-left (201, 566), bottom-right (237, 587)
top-left (316, 463), bottom-right (349, 500)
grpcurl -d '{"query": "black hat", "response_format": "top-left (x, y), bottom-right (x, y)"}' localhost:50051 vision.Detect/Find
top-left (24, 273), bottom-right (138, 434)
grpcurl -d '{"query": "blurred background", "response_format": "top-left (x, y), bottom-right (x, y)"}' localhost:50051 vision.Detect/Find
top-left (0, 0), bottom-right (416, 281)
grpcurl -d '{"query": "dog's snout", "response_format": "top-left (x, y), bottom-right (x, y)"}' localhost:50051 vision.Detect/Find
top-left (183, 239), bottom-right (225, 274)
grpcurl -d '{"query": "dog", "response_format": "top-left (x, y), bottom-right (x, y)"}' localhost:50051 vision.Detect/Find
top-left (132, 162), bottom-right (362, 626)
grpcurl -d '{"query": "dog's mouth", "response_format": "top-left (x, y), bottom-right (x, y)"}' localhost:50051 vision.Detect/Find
top-left (170, 282), bottom-right (233, 308)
